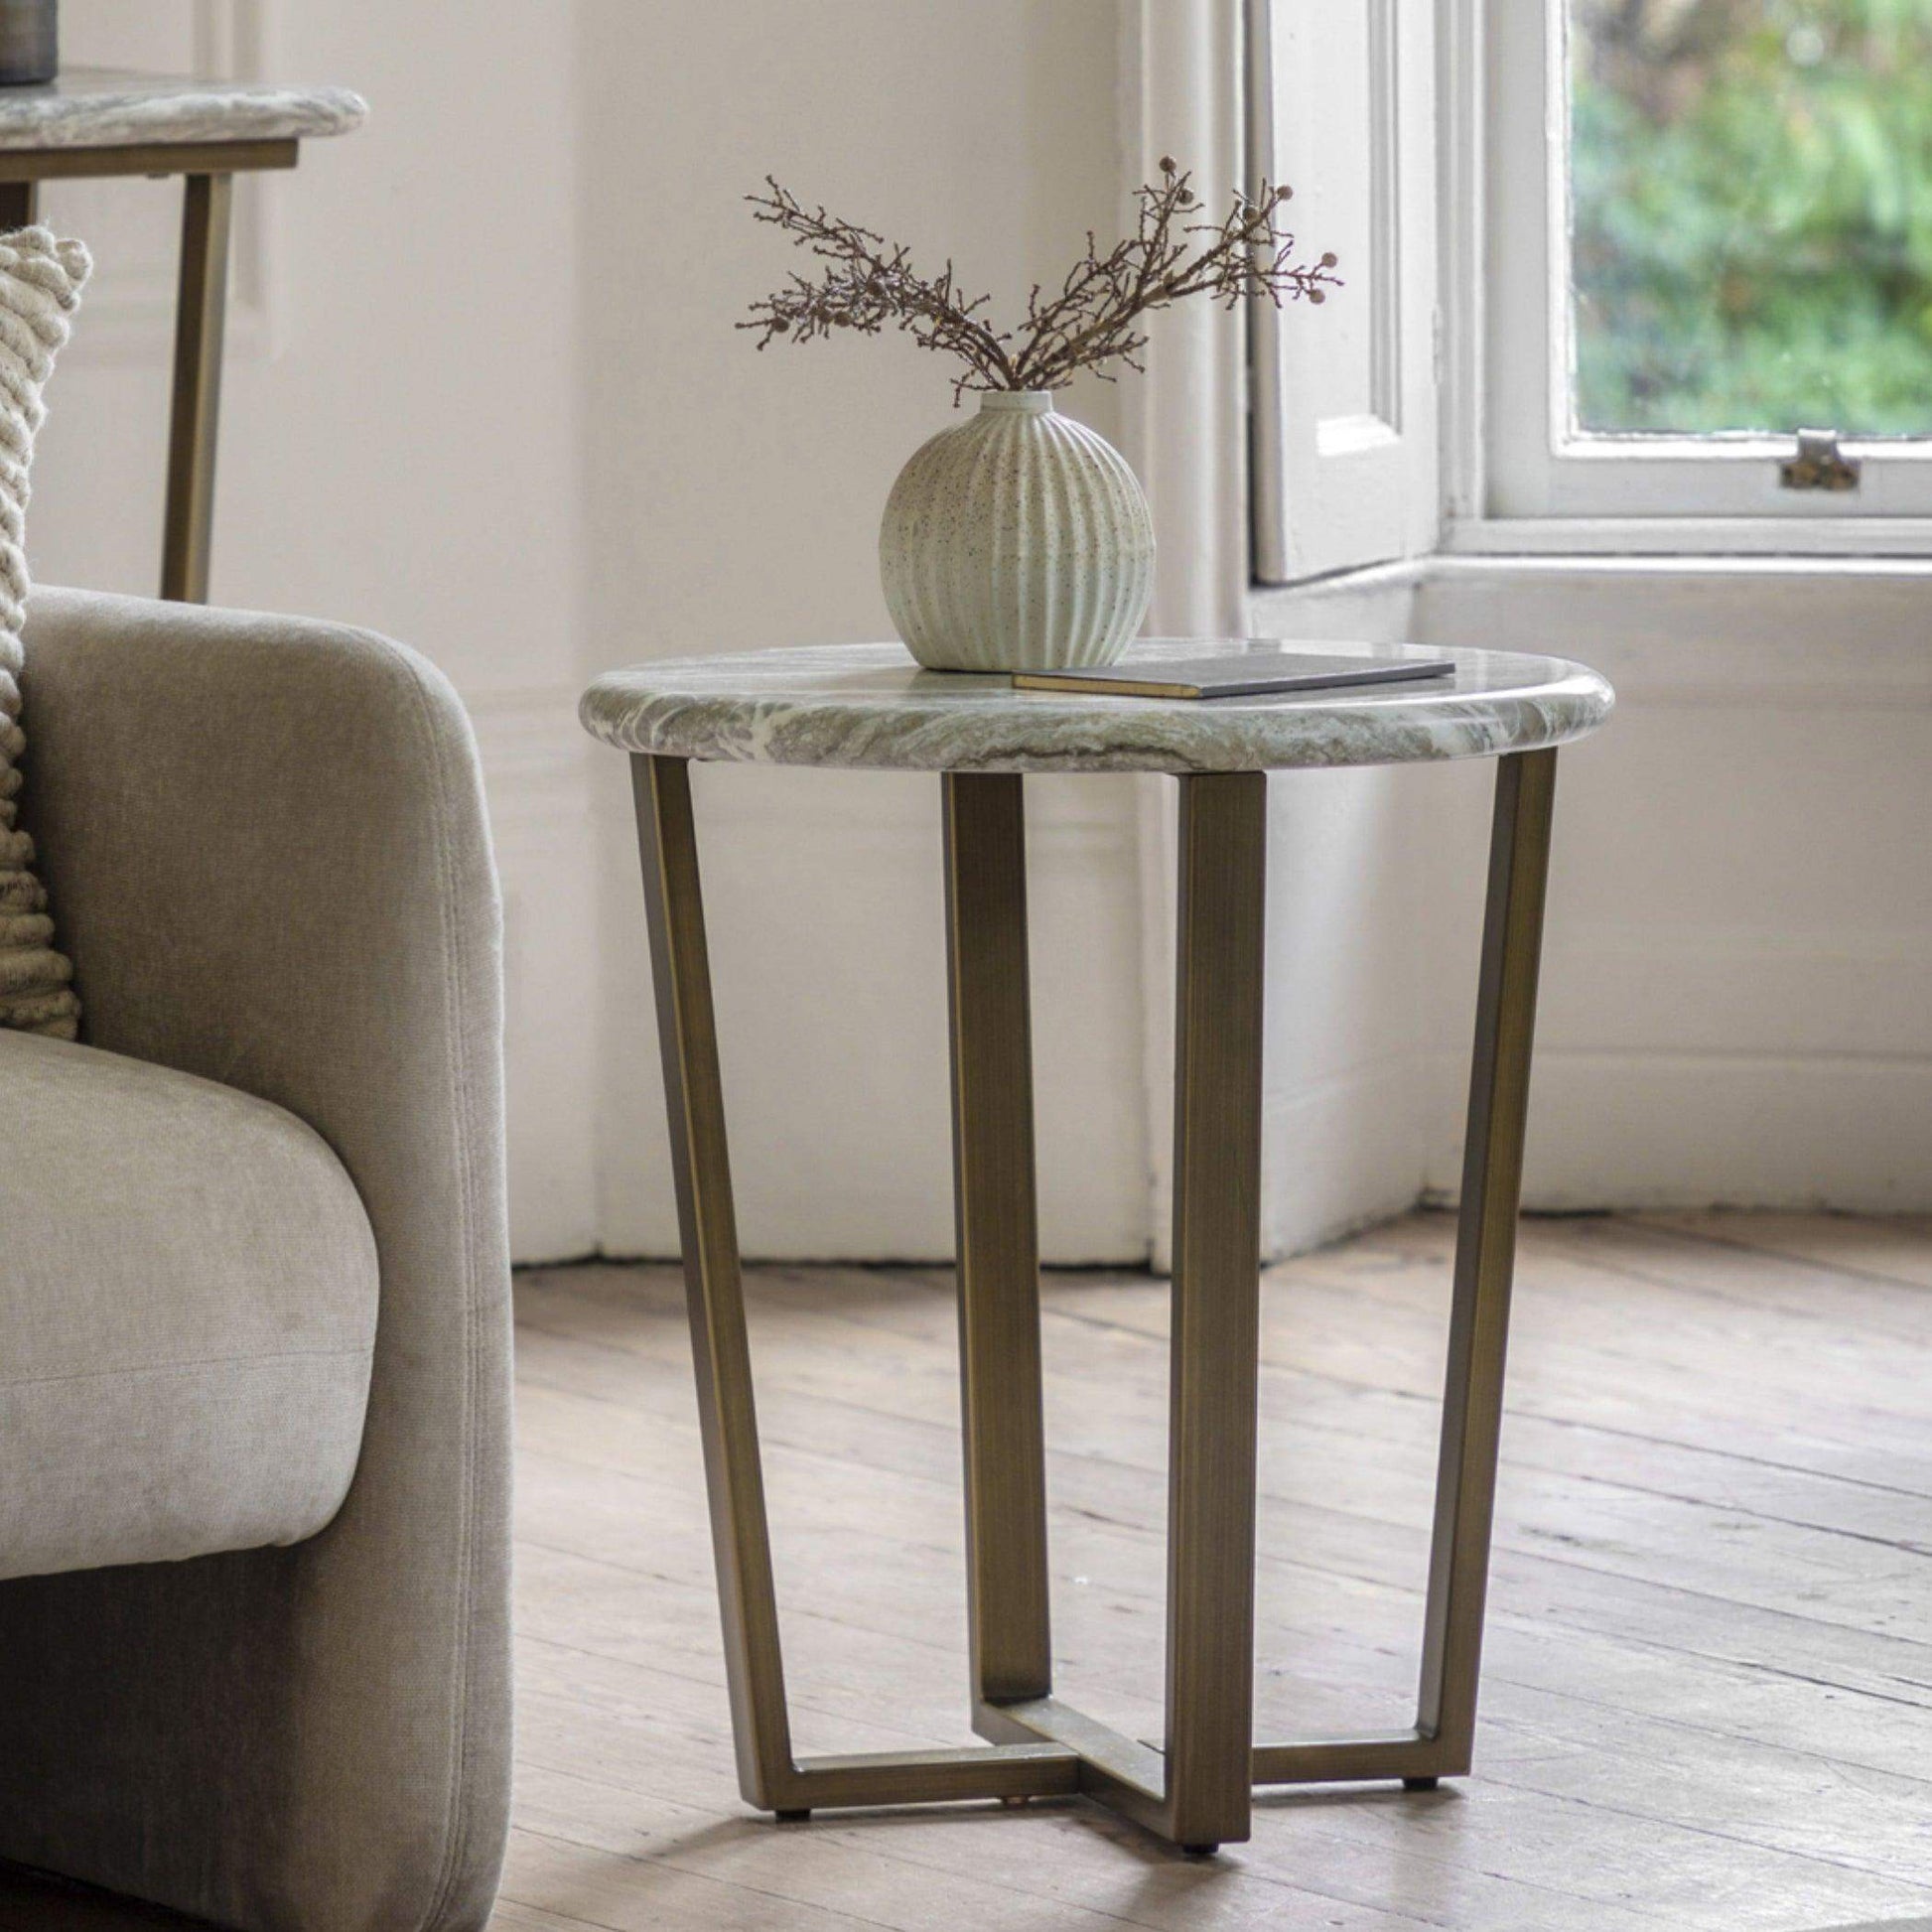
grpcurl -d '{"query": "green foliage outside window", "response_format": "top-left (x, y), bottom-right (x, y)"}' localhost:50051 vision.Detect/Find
top-left (1572, 0), bottom-right (1932, 435)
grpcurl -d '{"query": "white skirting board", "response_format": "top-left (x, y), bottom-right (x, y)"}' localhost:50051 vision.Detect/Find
top-left (1487, 1052), bottom-right (1932, 1214)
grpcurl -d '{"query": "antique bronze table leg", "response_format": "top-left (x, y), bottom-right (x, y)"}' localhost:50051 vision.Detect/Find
top-left (158, 170), bottom-right (234, 606)
top-left (630, 747), bottom-right (1558, 1853)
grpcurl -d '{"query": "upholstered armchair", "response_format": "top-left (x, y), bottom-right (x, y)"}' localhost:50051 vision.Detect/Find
top-left (0, 588), bottom-right (512, 1932)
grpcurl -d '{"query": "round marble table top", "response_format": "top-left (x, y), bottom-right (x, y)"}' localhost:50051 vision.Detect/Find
top-left (581, 639), bottom-right (1614, 775)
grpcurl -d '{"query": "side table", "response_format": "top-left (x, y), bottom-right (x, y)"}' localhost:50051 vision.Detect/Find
top-left (0, 69), bottom-right (366, 601)
top-left (582, 638), bottom-right (1614, 1854)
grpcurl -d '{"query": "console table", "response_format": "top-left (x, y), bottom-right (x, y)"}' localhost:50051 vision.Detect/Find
top-left (582, 638), bottom-right (1614, 1854)
top-left (0, 69), bottom-right (366, 601)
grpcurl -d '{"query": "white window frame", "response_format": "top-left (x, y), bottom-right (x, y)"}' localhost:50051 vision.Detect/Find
top-left (1450, 0), bottom-right (1932, 555)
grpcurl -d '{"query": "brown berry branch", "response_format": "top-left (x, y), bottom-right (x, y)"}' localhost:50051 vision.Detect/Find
top-left (741, 158), bottom-right (1339, 402)
top-left (739, 179), bottom-right (1020, 401)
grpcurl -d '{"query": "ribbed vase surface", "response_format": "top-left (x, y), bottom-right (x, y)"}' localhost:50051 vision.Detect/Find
top-left (879, 391), bottom-right (1154, 674)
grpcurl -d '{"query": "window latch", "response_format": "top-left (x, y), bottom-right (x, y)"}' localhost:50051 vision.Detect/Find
top-left (1780, 429), bottom-right (1861, 492)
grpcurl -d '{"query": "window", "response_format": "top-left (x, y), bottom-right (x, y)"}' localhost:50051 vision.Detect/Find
top-left (1250, 0), bottom-right (1932, 567)
top-left (1481, 0), bottom-right (1932, 534)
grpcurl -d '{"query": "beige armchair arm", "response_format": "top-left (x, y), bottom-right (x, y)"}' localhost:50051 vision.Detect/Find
top-left (0, 587), bottom-right (512, 1932)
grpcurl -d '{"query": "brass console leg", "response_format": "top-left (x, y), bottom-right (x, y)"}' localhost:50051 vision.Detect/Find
top-left (161, 173), bottom-right (232, 603)
top-left (632, 754), bottom-right (798, 1810)
top-left (943, 774), bottom-right (1053, 1709)
top-left (1418, 748), bottom-right (1559, 1768)
top-left (1163, 771), bottom-right (1269, 1850)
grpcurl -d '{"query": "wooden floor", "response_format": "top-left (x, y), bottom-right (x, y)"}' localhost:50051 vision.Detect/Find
top-left (6, 1210), bottom-right (1932, 1931)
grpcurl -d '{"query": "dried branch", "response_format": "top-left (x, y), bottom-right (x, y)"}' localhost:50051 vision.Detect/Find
top-left (739, 179), bottom-right (1021, 402)
top-left (740, 159), bottom-right (1339, 400)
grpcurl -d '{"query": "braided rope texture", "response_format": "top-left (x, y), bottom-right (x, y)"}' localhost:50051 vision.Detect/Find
top-left (0, 225), bottom-right (89, 1037)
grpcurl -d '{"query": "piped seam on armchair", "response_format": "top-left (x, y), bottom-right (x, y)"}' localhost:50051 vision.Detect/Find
top-left (401, 643), bottom-right (496, 1932)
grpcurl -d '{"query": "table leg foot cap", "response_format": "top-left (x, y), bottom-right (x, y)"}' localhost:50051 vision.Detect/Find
top-left (1181, 1844), bottom-right (1220, 1859)
top-left (775, 1809), bottom-right (812, 1822)
top-left (1403, 1777), bottom-right (1440, 1792)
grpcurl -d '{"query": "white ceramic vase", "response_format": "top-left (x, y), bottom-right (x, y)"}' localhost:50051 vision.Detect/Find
top-left (879, 391), bottom-right (1154, 674)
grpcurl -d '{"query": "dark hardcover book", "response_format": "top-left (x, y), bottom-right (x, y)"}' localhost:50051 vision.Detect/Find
top-left (1012, 643), bottom-right (1455, 700)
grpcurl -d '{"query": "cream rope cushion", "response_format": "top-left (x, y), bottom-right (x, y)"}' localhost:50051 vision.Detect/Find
top-left (0, 225), bottom-right (89, 1037)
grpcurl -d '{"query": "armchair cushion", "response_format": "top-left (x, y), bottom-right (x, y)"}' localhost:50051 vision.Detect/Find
top-left (0, 1029), bottom-right (376, 1583)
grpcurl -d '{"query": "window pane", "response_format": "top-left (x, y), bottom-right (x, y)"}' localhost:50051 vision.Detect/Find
top-left (1569, 0), bottom-right (1932, 437)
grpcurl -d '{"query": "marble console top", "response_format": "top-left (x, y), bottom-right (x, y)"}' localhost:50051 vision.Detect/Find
top-left (582, 640), bottom-right (1614, 775)
top-left (0, 69), bottom-right (366, 150)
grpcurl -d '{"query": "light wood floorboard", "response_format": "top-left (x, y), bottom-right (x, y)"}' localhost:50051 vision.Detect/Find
top-left (4, 1211), bottom-right (1929, 1930)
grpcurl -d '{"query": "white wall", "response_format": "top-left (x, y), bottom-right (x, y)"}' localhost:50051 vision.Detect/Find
top-left (29, 9), bottom-right (1913, 1266)
top-left (27, 1), bottom-right (1158, 1267)
top-left (1257, 558), bottom-right (1932, 1225)
top-left (31, 1), bottom-right (594, 1261)
top-left (578, 0), bottom-right (1151, 1263)
top-left (1417, 560), bottom-right (1932, 1213)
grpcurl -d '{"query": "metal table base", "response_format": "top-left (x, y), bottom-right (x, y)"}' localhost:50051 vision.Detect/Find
top-left (628, 748), bottom-right (1558, 1854)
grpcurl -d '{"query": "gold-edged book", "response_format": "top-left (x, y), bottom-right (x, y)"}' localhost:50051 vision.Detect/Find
top-left (1012, 643), bottom-right (1455, 701)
